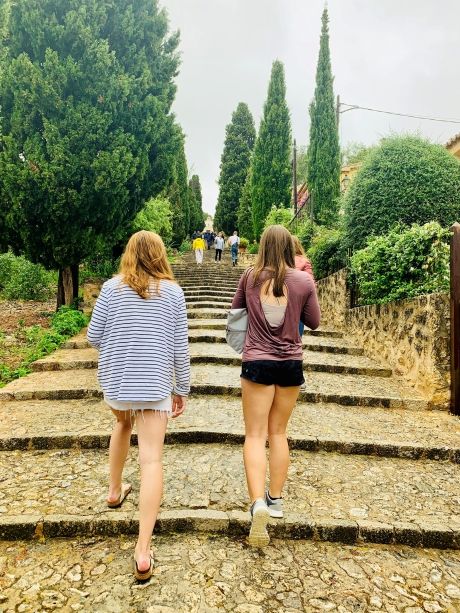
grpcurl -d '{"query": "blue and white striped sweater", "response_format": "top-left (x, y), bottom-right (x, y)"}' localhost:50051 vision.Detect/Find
top-left (87, 276), bottom-right (190, 400)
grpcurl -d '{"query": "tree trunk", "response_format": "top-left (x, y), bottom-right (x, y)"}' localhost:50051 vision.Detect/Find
top-left (71, 264), bottom-right (79, 301)
top-left (57, 266), bottom-right (75, 310)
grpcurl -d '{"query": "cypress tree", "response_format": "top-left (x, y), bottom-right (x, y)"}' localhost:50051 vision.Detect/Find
top-left (237, 165), bottom-right (254, 242)
top-left (251, 60), bottom-right (291, 239)
top-left (307, 8), bottom-right (340, 226)
top-left (189, 174), bottom-right (204, 233)
top-left (214, 102), bottom-right (255, 235)
top-left (169, 129), bottom-right (190, 247)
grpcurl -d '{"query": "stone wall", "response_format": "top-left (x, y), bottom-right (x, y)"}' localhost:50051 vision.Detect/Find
top-left (316, 269), bottom-right (348, 328)
top-left (346, 294), bottom-right (450, 409)
top-left (316, 269), bottom-right (450, 409)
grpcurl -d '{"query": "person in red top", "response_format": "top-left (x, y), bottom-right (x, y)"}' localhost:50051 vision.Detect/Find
top-left (231, 225), bottom-right (320, 547)
top-left (292, 235), bottom-right (315, 337)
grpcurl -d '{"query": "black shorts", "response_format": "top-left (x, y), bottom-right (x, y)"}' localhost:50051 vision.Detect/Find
top-left (241, 360), bottom-right (304, 387)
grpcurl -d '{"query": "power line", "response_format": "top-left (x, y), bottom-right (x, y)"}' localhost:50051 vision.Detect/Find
top-left (339, 103), bottom-right (460, 125)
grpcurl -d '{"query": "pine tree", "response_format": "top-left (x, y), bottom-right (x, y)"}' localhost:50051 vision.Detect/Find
top-left (251, 60), bottom-right (292, 239)
top-left (307, 7), bottom-right (340, 227)
top-left (237, 165), bottom-right (254, 242)
top-left (189, 175), bottom-right (204, 233)
top-left (0, 0), bottom-right (179, 306)
top-left (214, 103), bottom-right (255, 235)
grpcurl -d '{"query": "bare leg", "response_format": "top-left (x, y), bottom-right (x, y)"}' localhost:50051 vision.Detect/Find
top-left (107, 409), bottom-right (132, 502)
top-left (135, 411), bottom-right (168, 572)
top-left (267, 386), bottom-right (300, 498)
top-left (241, 378), bottom-right (275, 502)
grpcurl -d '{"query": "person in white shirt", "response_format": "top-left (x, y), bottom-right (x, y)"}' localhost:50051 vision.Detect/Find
top-left (214, 232), bottom-right (225, 262)
top-left (228, 231), bottom-right (240, 267)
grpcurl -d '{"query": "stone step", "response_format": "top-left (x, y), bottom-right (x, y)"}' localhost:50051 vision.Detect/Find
top-left (186, 301), bottom-right (231, 310)
top-left (2, 535), bottom-right (459, 610)
top-left (183, 290), bottom-right (235, 299)
top-left (186, 329), bottom-right (362, 355)
top-left (1, 444), bottom-right (459, 548)
top-left (186, 320), bottom-right (344, 338)
top-left (2, 397), bottom-right (459, 462)
top-left (31, 346), bottom-right (391, 378)
top-left (0, 366), bottom-right (426, 409)
top-left (187, 309), bottom-right (227, 320)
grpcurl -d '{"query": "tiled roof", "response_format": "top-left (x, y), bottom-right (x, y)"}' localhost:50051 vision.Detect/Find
top-left (446, 133), bottom-right (460, 148)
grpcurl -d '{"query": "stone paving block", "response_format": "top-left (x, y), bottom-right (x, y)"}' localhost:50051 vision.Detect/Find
top-left (357, 519), bottom-right (394, 545)
top-left (91, 512), bottom-right (138, 537)
top-left (0, 514), bottom-right (41, 540)
top-left (43, 514), bottom-right (95, 538)
top-left (157, 509), bottom-right (229, 534)
top-left (417, 521), bottom-right (457, 549)
top-left (227, 510), bottom-right (250, 536)
top-left (393, 521), bottom-right (423, 547)
top-left (282, 513), bottom-right (315, 540)
top-left (314, 519), bottom-right (359, 544)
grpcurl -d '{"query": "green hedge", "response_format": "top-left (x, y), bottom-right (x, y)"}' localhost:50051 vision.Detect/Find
top-left (307, 227), bottom-right (346, 279)
top-left (350, 222), bottom-right (450, 305)
top-left (344, 135), bottom-right (460, 250)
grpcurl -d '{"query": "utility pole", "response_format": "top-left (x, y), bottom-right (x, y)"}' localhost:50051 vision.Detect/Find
top-left (292, 139), bottom-right (298, 212)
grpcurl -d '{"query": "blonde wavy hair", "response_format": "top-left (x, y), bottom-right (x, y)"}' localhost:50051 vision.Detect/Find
top-left (253, 225), bottom-right (295, 297)
top-left (119, 231), bottom-right (175, 298)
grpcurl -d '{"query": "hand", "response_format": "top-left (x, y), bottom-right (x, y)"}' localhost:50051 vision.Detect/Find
top-left (171, 394), bottom-right (186, 418)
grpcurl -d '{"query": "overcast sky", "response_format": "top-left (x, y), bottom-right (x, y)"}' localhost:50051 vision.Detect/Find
top-left (161, 0), bottom-right (460, 215)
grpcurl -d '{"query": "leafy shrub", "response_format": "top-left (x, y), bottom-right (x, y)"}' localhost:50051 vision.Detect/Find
top-left (0, 306), bottom-right (89, 386)
top-left (132, 196), bottom-right (173, 245)
top-left (248, 243), bottom-right (259, 254)
top-left (0, 252), bottom-right (17, 289)
top-left (350, 222), bottom-right (450, 305)
top-left (295, 219), bottom-right (317, 251)
top-left (179, 240), bottom-right (192, 253)
top-left (81, 254), bottom-right (120, 282)
top-left (344, 135), bottom-right (460, 249)
top-left (263, 206), bottom-right (293, 230)
top-left (239, 237), bottom-right (249, 249)
top-left (307, 228), bottom-right (346, 279)
top-left (51, 307), bottom-right (88, 336)
top-left (0, 253), bottom-right (55, 301)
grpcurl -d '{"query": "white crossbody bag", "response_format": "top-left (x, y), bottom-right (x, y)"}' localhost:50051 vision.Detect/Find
top-left (226, 269), bottom-right (250, 354)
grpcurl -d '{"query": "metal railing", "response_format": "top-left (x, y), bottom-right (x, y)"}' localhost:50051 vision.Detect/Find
top-left (288, 194), bottom-right (312, 234)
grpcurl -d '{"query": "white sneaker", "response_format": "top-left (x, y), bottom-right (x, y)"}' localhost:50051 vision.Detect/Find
top-left (265, 490), bottom-right (283, 518)
top-left (248, 498), bottom-right (270, 547)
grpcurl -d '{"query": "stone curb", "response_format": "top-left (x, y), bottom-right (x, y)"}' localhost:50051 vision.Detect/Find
top-left (0, 384), bottom-right (423, 409)
top-left (1, 510), bottom-right (458, 550)
top-left (1, 430), bottom-right (458, 463)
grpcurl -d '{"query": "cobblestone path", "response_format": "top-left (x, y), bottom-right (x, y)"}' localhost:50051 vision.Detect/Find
top-left (1, 249), bottom-right (460, 611)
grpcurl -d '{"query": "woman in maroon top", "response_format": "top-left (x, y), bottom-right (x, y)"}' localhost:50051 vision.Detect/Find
top-left (231, 225), bottom-right (321, 547)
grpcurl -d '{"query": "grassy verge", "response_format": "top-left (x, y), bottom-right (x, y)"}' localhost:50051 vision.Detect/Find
top-left (0, 307), bottom-right (88, 388)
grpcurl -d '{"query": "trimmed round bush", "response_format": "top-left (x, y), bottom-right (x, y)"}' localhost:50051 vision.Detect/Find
top-left (344, 135), bottom-right (460, 249)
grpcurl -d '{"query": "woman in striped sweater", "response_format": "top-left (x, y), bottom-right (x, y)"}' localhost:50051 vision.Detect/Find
top-left (87, 231), bottom-right (190, 581)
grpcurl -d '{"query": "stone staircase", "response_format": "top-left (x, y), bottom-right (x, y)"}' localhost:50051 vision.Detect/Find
top-left (1, 247), bottom-right (460, 610)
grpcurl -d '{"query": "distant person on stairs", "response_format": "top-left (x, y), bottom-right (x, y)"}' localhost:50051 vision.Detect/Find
top-left (192, 234), bottom-right (205, 265)
top-left (230, 225), bottom-right (320, 548)
top-left (215, 232), bottom-right (225, 262)
top-left (228, 231), bottom-right (240, 266)
top-left (292, 235), bottom-right (315, 338)
top-left (87, 231), bottom-right (190, 581)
